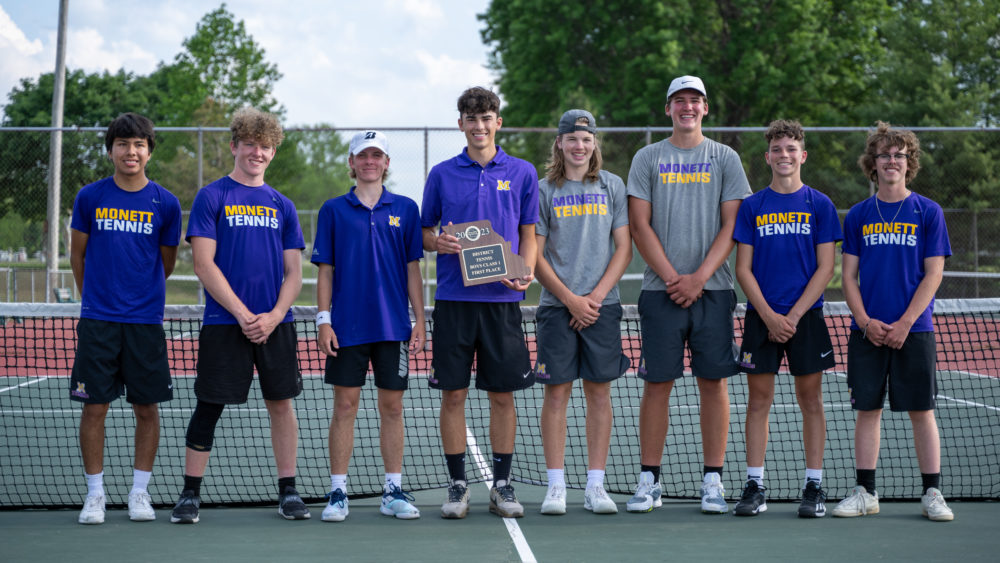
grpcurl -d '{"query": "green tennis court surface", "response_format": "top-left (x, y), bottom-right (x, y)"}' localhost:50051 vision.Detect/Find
top-left (2, 300), bottom-right (998, 511)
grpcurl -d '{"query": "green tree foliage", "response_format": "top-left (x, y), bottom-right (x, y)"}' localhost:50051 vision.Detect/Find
top-left (0, 3), bottom-right (351, 253)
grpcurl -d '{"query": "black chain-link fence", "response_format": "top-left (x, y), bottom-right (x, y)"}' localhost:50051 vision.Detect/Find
top-left (2, 126), bottom-right (998, 301)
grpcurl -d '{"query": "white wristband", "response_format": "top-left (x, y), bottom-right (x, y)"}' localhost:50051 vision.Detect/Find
top-left (316, 311), bottom-right (331, 326)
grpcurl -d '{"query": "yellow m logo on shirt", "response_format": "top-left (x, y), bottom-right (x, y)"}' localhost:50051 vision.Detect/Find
top-left (388, 215), bottom-right (400, 227)
top-left (496, 180), bottom-right (510, 191)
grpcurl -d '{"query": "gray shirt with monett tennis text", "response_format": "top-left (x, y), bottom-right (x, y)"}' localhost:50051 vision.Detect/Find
top-left (627, 137), bottom-right (751, 291)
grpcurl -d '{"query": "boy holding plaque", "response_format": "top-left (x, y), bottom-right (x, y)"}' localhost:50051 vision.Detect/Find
top-left (421, 86), bottom-right (538, 519)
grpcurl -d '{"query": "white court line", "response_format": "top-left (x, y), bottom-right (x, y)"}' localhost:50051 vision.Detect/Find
top-left (466, 426), bottom-right (537, 563)
top-left (0, 376), bottom-right (51, 393)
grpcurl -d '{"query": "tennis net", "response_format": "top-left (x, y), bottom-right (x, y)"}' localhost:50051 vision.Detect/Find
top-left (1, 299), bottom-right (998, 508)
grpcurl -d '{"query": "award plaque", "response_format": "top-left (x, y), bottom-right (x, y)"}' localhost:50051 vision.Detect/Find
top-left (441, 220), bottom-right (532, 287)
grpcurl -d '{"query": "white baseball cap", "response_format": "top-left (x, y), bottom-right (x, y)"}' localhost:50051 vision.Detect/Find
top-left (349, 130), bottom-right (389, 156)
top-left (666, 75), bottom-right (707, 99)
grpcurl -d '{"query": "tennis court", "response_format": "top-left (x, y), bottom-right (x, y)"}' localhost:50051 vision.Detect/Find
top-left (1, 301), bottom-right (999, 561)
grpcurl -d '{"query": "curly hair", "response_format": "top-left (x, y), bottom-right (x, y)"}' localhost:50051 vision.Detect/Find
top-left (105, 112), bottom-right (155, 153)
top-left (765, 119), bottom-right (804, 147)
top-left (457, 87), bottom-right (501, 116)
top-left (858, 121), bottom-right (921, 184)
top-left (544, 132), bottom-right (603, 187)
top-left (230, 107), bottom-right (284, 147)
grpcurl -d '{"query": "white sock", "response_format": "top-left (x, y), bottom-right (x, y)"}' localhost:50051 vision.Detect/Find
top-left (805, 468), bottom-right (823, 488)
top-left (131, 469), bottom-right (152, 493)
top-left (547, 468), bottom-right (565, 488)
top-left (86, 472), bottom-right (104, 497)
top-left (331, 474), bottom-right (347, 495)
top-left (385, 473), bottom-right (402, 492)
top-left (586, 469), bottom-right (605, 490)
top-left (746, 466), bottom-right (764, 487)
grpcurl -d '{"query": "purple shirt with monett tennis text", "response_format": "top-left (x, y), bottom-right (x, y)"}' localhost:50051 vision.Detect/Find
top-left (842, 192), bottom-right (951, 332)
top-left (421, 146), bottom-right (539, 302)
top-left (186, 175), bottom-right (304, 325)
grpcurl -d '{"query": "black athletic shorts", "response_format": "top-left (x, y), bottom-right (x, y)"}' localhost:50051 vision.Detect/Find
top-left (637, 289), bottom-right (738, 382)
top-left (429, 301), bottom-right (533, 392)
top-left (535, 304), bottom-right (630, 385)
top-left (70, 318), bottom-right (172, 405)
top-left (195, 323), bottom-right (302, 404)
top-left (738, 308), bottom-right (836, 376)
top-left (325, 341), bottom-right (409, 391)
top-left (846, 330), bottom-right (937, 411)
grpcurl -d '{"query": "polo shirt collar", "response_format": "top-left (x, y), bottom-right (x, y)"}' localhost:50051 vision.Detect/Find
top-left (346, 185), bottom-right (395, 208)
top-left (459, 145), bottom-right (508, 167)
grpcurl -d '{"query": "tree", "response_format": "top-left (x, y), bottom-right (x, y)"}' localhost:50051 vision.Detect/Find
top-left (481, 0), bottom-right (888, 132)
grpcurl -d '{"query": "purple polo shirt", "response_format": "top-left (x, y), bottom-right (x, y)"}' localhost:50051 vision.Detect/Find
top-left (312, 187), bottom-right (422, 347)
top-left (421, 146), bottom-right (539, 302)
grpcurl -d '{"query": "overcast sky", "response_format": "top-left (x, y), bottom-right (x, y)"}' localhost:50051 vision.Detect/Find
top-left (0, 0), bottom-right (500, 205)
top-left (0, 0), bottom-right (495, 127)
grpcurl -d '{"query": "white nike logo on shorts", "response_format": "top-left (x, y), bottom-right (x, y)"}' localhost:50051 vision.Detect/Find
top-left (820, 350), bottom-right (833, 358)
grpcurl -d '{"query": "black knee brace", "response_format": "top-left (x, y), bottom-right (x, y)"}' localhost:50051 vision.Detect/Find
top-left (185, 400), bottom-right (225, 452)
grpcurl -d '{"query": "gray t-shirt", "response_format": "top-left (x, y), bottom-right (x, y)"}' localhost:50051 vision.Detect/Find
top-left (627, 137), bottom-right (751, 291)
top-left (536, 169), bottom-right (629, 307)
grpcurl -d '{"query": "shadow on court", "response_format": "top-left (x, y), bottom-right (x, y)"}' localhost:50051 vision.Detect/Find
top-left (2, 483), bottom-right (996, 562)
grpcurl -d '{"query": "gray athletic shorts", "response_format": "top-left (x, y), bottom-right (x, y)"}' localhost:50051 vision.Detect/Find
top-left (534, 304), bottom-right (630, 385)
top-left (637, 289), bottom-right (738, 382)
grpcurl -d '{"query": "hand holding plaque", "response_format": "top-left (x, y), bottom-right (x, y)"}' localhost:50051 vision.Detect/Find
top-left (441, 220), bottom-right (532, 287)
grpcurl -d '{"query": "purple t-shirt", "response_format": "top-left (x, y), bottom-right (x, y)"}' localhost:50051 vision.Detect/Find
top-left (70, 177), bottom-right (181, 323)
top-left (734, 185), bottom-right (842, 314)
top-left (186, 176), bottom-right (305, 325)
top-left (421, 146), bottom-right (539, 302)
top-left (311, 188), bottom-right (422, 347)
top-left (842, 192), bottom-right (951, 332)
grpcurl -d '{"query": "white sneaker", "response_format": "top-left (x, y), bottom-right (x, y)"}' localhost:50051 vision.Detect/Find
top-left (380, 484), bottom-right (420, 520)
top-left (321, 488), bottom-right (349, 522)
top-left (921, 488), bottom-right (954, 522)
top-left (78, 494), bottom-right (105, 525)
top-left (832, 485), bottom-right (880, 517)
top-left (584, 485), bottom-right (618, 514)
top-left (626, 471), bottom-right (662, 513)
top-left (540, 484), bottom-right (566, 515)
top-left (128, 490), bottom-right (156, 522)
top-left (700, 473), bottom-right (728, 514)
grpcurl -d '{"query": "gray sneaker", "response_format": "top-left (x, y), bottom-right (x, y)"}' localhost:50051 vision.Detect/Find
top-left (489, 481), bottom-right (524, 518)
top-left (441, 480), bottom-right (470, 519)
top-left (700, 473), bottom-right (728, 514)
top-left (626, 471), bottom-right (663, 513)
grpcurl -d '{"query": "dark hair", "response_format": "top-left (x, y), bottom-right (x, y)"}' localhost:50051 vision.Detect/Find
top-left (765, 119), bottom-right (804, 147)
top-left (105, 112), bottom-right (155, 153)
top-left (858, 121), bottom-right (922, 184)
top-left (457, 87), bottom-right (501, 116)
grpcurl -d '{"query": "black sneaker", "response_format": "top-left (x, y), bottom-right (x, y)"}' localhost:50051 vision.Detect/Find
top-left (278, 486), bottom-right (311, 520)
top-left (733, 480), bottom-right (766, 516)
top-left (170, 490), bottom-right (201, 524)
top-left (798, 480), bottom-right (827, 518)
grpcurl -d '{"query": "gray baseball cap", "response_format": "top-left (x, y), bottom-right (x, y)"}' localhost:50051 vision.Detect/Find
top-left (557, 109), bottom-right (597, 135)
top-left (666, 75), bottom-right (707, 99)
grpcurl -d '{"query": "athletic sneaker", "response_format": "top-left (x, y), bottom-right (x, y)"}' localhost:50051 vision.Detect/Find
top-left (540, 484), bottom-right (566, 515)
top-left (322, 488), bottom-right (349, 522)
top-left (626, 471), bottom-right (663, 513)
top-left (832, 485), bottom-right (879, 517)
top-left (584, 485), bottom-right (618, 514)
top-left (701, 473), bottom-right (728, 514)
top-left (78, 494), bottom-right (105, 525)
top-left (380, 484), bottom-right (420, 519)
top-left (128, 490), bottom-right (156, 522)
top-left (278, 486), bottom-right (311, 520)
top-left (441, 480), bottom-right (470, 519)
top-left (921, 488), bottom-right (954, 522)
top-left (170, 490), bottom-right (200, 524)
top-left (798, 481), bottom-right (827, 518)
top-left (733, 480), bottom-right (766, 516)
top-left (489, 482), bottom-right (524, 518)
